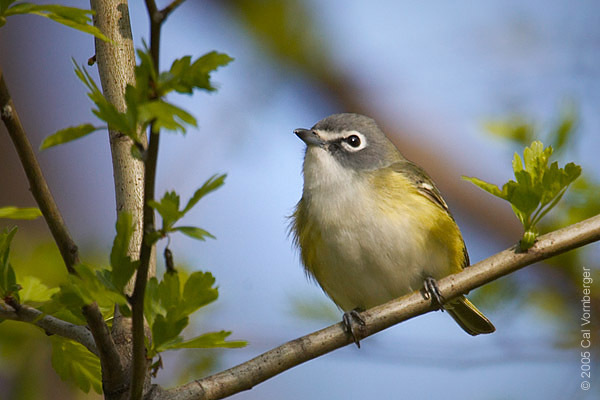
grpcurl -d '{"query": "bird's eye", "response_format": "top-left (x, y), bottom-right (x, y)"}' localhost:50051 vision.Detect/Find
top-left (346, 135), bottom-right (361, 148)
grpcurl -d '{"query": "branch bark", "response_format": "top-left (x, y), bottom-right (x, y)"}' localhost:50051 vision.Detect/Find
top-left (152, 213), bottom-right (600, 400)
top-left (0, 69), bottom-right (79, 274)
top-left (0, 303), bottom-right (98, 356)
top-left (89, 0), bottom-right (150, 291)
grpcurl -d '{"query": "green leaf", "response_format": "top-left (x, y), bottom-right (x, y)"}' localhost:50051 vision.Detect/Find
top-left (149, 191), bottom-right (182, 231)
top-left (4, 3), bottom-right (110, 42)
top-left (161, 331), bottom-right (246, 351)
top-left (145, 270), bottom-right (223, 355)
top-left (144, 277), bottom-right (161, 327)
top-left (547, 104), bottom-right (577, 153)
top-left (461, 176), bottom-right (503, 198)
top-left (483, 117), bottom-right (534, 146)
top-left (158, 51), bottom-right (234, 95)
top-left (20, 275), bottom-right (59, 303)
top-left (173, 226), bottom-right (215, 241)
top-left (110, 212), bottom-right (138, 292)
top-left (40, 123), bottom-right (103, 150)
top-left (152, 313), bottom-right (189, 352)
top-left (0, 227), bottom-right (20, 300)
top-left (183, 174), bottom-right (226, 213)
top-left (50, 336), bottom-right (102, 394)
top-left (182, 271), bottom-right (218, 315)
top-left (158, 272), bottom-right (181, 312)
top-left (0, 206), bottom-right (42, 220)
top-left (138, 100), bottom-right (197, 133)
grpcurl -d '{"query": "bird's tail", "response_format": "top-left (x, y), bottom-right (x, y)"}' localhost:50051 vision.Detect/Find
top-left (445, 296), bottom-right (495, 335)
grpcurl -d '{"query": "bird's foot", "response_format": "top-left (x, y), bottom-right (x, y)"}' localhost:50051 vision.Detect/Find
top-left (342, 309), bottom-right (366, 348)
top-left (423, 277), bottom-right (446, 312)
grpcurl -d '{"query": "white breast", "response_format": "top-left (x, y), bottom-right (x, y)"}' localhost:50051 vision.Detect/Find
top-left (302, 147), bottom-right (449, 311)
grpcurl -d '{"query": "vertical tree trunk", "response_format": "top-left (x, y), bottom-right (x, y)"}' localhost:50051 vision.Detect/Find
top-left (89, 1), bottom-right (153, 396)
top-left (89, 0), bottom-right (149, 284)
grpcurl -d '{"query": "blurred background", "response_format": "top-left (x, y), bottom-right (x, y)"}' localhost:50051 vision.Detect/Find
top-left (1, 0), bottom-right (599, 399)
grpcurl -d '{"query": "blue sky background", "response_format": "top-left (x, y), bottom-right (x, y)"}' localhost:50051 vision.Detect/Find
top-left (1, 1), bottom-right (598, 399)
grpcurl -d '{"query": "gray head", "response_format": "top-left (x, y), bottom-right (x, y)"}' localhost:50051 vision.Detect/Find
top-left (294, 113), bottom-right (402, 171)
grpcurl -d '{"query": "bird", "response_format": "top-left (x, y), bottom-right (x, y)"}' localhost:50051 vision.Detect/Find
top-left (291, 113), bottom-right (495, 346)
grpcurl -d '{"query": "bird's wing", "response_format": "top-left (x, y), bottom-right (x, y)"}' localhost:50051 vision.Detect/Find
top-left (389, 160), bottom-right (449, 212)
top-left (389, 160), bottom-right (470, 268)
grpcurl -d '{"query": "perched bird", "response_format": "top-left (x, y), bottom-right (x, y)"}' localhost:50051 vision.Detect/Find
top-left (291, 113), bottom-right (494, 345)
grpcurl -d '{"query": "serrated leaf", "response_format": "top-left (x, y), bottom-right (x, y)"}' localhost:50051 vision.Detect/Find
top-left (161, 331), bottom-right (246, 351)
top-left (5, 3), bottom-right (110, 42)
top-left (158, 272), bottom-right (181, 312)
top-left (158, 51), bottom-right (233, 95)
top-left (40, 123), bottom-right (103, 150)
top-left (183, 174), bottom-right (226, 214)
top-left (20, 275), bottom-right (59, 303)
top-left (110, 212), bottom-right (138, 292)
top-left (138, 100), bottom-right (197, 133)
top-left (512, 152), bottom-right (523, 173)
top-left (173, 226), bottom-right (215, 241)
top-left (466, 140), bottom-right (581, 246)
top-left (149, 191), bottom-right (182, 230)
top-left (523, 140), bottom-right (552, 181)
top-left (182, 271), bottom-right (218, 315)
top-left (0, 206), bottom-right (42, 220)
top-left (152, 313), bottom-right (188, 352)
top-left (50, 336), bottom-right (102, 394)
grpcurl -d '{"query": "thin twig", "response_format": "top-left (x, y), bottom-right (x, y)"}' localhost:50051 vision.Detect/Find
top-left (0, 68), bottom-right (79, 273)
top-left (0, 303), bottom-right (98, 356)
top-left (156, 213), bottom-right (600, 400)
top-left (130, 1), bottom-right (164, 399)
top-left (159, 0), bottom-right (186, 20)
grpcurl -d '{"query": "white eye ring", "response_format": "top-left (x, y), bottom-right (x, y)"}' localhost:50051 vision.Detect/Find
top-left (340, 131), bottom-right (367, 152)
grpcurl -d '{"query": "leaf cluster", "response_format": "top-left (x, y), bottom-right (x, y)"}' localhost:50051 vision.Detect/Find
top-left (40, 49), bottom-right (233, 150)
top-left (148, 174), bottom-right (225, 244)
top-left (145, 270), bottom-right (246, 357)
top-left (464, 141), bottom-right (581, 249)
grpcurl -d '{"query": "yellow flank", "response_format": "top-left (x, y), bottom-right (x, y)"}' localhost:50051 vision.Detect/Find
top-left (368, 167), bottom-right (466, 275)
top-left (292, 200), bottom-right (321, 277)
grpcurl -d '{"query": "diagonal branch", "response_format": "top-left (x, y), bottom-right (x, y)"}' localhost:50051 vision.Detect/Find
top-left (0, 68), bottom-right (126, 398)
top-left (0, 68), bottom-right (79, 274)
top-left (0, 303), bottom-right (98, 356)
top-left (154, 213), bottom-right (600, 400)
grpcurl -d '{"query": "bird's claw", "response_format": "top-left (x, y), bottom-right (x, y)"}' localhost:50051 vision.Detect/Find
top-left (342, 309), bottom-right (366, 348)
top-left (423, 277), bottom-right (446, 312)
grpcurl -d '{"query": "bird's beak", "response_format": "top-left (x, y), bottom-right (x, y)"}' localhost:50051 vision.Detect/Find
top-left (294, 128), bottom-right (324, 147)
